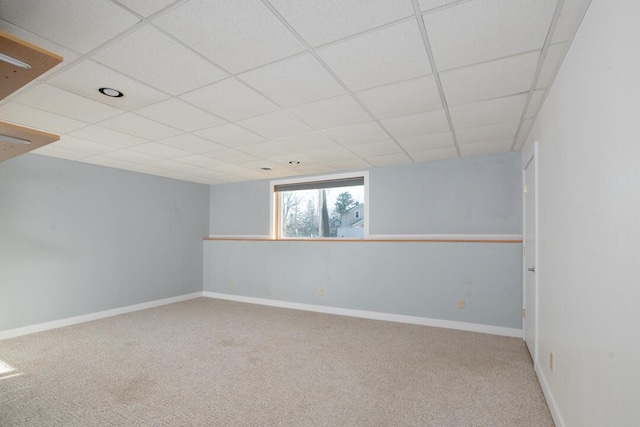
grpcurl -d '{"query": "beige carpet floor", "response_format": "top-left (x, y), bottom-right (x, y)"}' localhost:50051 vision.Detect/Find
top-left (0, 298), bottom-right (553, 426)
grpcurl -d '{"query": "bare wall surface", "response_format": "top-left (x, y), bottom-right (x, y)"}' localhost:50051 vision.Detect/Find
top-left (0, 154), bottom-right (209, 331)
top-left (208, 152), bottom-right (522, 237)
top-left (204, 240), bottom-right (523, 329)
top-left (370, 153), bottom-right (522, 235)
top-left (522, 0), bottom-right (640, 425)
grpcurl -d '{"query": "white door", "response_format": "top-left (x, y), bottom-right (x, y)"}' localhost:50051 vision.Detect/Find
top-left (524, 154), bottom-right (537, 361)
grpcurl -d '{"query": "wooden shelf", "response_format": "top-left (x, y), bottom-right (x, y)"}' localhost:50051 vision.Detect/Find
top-left (0, 121), bottom-right (59, 162)
top-left (1, 30), bottom-right (63, 100)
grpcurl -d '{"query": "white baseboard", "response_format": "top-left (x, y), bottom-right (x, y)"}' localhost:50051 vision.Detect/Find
top-left (536, 364), bottom-right (565, 427)
top-left (202, 292), bottom-right (522, 338)
top-left (0, 292), bottom-right (203, 341)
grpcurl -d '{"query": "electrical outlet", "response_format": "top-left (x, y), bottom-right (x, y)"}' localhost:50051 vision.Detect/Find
top-left (317, 287), bottom-right (324, 296)
top-left (230, 278), bottom-right (236, 286)
top-left (457, 299), bottom-right (465, 309)
top-left (550, 352), bottom-right (554, 371)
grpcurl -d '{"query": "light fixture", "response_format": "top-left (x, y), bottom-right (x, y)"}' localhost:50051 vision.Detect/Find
top-left (0, 52), bottom-right (31, 69)
top-left (1, 135), bottom-right (30, 145)
top-left (98, 87), bottom-right (124, 98)
top-left (260, 167), bottom-right (272, 171)
top-left (288, 161), bottom-right (300, 165)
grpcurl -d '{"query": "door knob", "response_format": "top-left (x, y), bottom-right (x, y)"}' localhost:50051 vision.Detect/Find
top-left (528, 267), bottom-right (535, 272)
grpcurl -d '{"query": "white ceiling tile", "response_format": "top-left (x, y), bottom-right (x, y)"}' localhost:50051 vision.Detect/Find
top-left (323, 122), bottom-right (389, 145)
top-left (459, 140), bottom-right (513, 157)
top-left (92, 26), bottom-right (227, 96)
top-left (195, 124), bottom-right (265, 147)
top-left (425, 0), bottom-right (556, 71)
top-left (517, 118), bottom-right (536, 146)
top-left (395, 131), bottom-right (455, 152)
top-left (81, 156), bottom-right (137, 170)
top-left (536, 43), bottom-right (567, 89)
top-left (418, 0), bottom-right (464, 12)
top-left (304, 147), bottom-right (358, 162)
top-left (154, 0), bottom-right (304, 73)
top-left (128, 142), bottom-right (191, 159)
top-left (409, 147), bottom-right (459, 162)
top-left (275, 132), bottom-right (338, 153)
top-left (202, 149), bottom-right (258, 163)
top-left (268, 152), bottom-right (319, 166)
top-left (0, 102), bottom-right (88, 134)
top-left (237, 110), bottom-right (314, 140)
top-left (553, 0), bottom-right (591, 43)
top-left (356, 75), bottom-right (442, 119)
top-left (13, 84), bottom-right (125, 123)
top-left (174, 154), bottom-right (227, 169)
top-left (31, 145), bottom-right (90, 161)
top-left (236, 142), bottom-right (294, 159)
top-left (440, 52), bottom-right (540, 106)
top-left (269, 0), bottom-right (414, 47)
top-left (158, 134), bottom-right (225, 154)
top-left (239, 159), bottom-right (287, 171)
top-left (69, 125), bottom-right (148, 148)
top-left (102, 149), bottom-right (161, 164)
top-left (381, 110), bottom-right (450, 138)
top-left (526, 90), bottom-right (546, 118)
top-left (293, 164), bottom-right (338, 175)
top-left (148, 159), bottom-right (199, 173)
top-left (318, 21), bottom-right (432, 91)
top-left (0, 0), bottom-right (140, 53)
top-left (115, 0), bottom-right (179, 18)
top-left (347, 140), bottom-right (403, 157)
top-left (456, 121), bottom-right (520, 145)
top-left (48, 60), bottom-right (170, 110)
top-left (131, 164), bottom-right (195, 181)
top-left (289, 95), bottom-right (371, 130)
top-left (210, 164), bottom-right (267, 180)
top-left (52, 135), bottom-right (116, 155)
top-left (135, 99), bottom-right (226, 132)
top-left (99, 113), bottom-right (182, 140)
top-left (449, 94), bottom-right (527, 129)
top-left (180, 79), bottom-right (278, 122)
top-left (366, 152), bottom-right (413, 167)
top-left (238, 54), bottom-right (345, 108)
top-left (0, 19), bottom-right (80, 73)
top-left (326, 158), bottom-right (372, 170)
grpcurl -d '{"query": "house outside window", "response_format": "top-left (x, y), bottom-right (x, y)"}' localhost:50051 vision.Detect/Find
top-left (271, 172), bottom-right (368, 239)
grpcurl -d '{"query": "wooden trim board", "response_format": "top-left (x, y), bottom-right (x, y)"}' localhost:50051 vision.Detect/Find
top-left (0, 30), bottom-right (63, 99)
top-left (0, 121), bottom-right (59, 162)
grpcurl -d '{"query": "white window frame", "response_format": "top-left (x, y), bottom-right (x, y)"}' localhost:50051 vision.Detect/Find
top-left (270, 171), bottom-right (370, 239)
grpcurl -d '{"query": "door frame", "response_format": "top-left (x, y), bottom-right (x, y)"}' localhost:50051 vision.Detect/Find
top-left (522, 141), bottom-right (539, 364)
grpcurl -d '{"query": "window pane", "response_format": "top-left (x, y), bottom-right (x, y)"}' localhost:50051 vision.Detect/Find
top-left (280, 184), bottom-right (364, 238)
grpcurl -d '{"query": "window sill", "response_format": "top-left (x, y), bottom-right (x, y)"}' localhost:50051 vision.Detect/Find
top-left (204, 235), bottom-right (523, 243)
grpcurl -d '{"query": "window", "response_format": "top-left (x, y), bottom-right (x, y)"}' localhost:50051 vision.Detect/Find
top-left (272, 172), bottom-right (368, 239)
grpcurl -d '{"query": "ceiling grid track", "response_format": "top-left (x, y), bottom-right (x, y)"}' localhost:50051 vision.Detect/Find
top-left (510, 0), bottom-right (565, 151)
top-left (410, 0), bottom-right (461, 157)
top-left (261, 0), bottom-right (416, 163)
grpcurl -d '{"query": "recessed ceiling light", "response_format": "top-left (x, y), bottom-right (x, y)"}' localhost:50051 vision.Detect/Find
top-left (98, 87), bottom-right (124, 98)
top-left (260, 167), bottom-right (272, 171)
top-left (288, 161), bottom-right (300, 165)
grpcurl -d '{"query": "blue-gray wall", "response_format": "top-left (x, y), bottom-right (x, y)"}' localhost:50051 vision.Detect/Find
top-left (0, 154), bottom-right (209, 331)
top-left (370, 153), bottom-right (521, 234)
top-left (204, 240), bottom-right (522, 329)
top-left (208, 152), bottom-right (522, 236)
top-left (205, 152), bottom-right (523, 330)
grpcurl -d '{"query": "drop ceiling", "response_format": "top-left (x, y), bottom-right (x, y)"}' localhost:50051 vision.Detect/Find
top-left (0, 0), bottom-right (591, 185)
